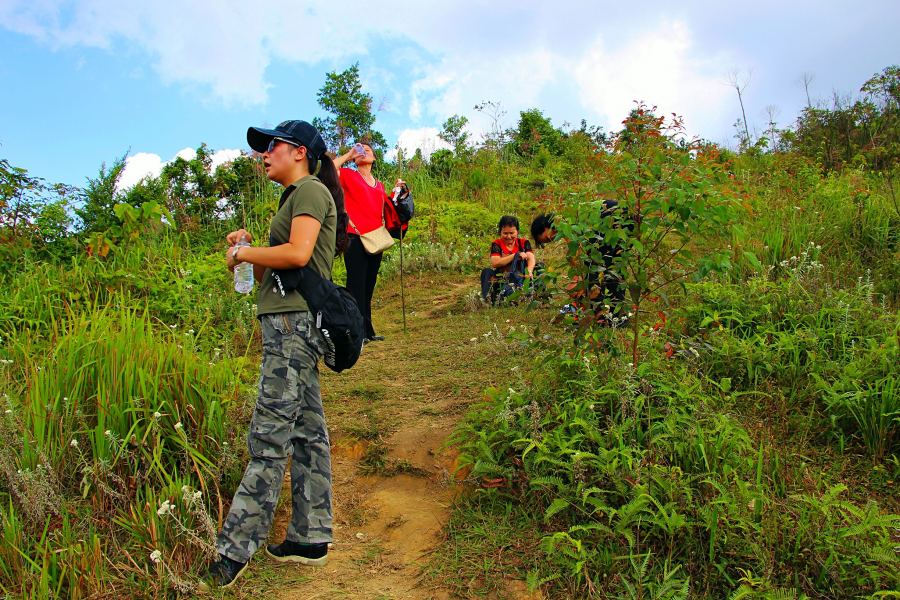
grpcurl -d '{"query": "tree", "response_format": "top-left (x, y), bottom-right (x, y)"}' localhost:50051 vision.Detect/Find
top-left (574, 119), bottom-right (607, 147)
top-left (160, 144), bottom-right (219, 226)
top-left (549, 105), bottom-right (748, 363)
top-left (1, 156), bottom-right (76, 262)
top-left (761, 105), bottom-right (781, 152)
top-left (312, 63), bottom-right (386, 152)
top-left (795, 71), bottom-right (815, 109)
top-left (474, 101), bottom-right (508, 148)
top-left (75, 155), bottom-right (127, 233)
top-left (514, 108), bottom-right (563, 156)
top-left (439, 115), bottom-right (470, 157)
top-left (724, 68), bottom-right (753, 149)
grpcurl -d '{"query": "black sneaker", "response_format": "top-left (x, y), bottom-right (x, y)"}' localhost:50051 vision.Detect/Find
top-left (197, 555), bottom-right (249, 592)
top-left (265, 540), bottom-right (329, 566)
top-left (368, 335), bottom-right (385, 342)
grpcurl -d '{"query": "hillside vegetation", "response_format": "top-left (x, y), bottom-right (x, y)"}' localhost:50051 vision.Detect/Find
top-left (0, 65), bottom-right (899, 598)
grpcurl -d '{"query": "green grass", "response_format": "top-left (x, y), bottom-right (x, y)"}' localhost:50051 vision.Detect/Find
top-left (1, 139), bottom-right (900, 597)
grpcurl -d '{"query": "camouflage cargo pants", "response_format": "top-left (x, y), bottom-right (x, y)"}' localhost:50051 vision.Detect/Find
top-left (217, 311), bottom-right (333, 563)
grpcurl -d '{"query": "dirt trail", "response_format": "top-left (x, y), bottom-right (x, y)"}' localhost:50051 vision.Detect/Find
top-left (231, 276), bottom-right (488, 600)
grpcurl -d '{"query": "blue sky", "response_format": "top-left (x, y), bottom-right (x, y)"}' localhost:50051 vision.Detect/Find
top-left (1, 0), bottom-right (899, 189)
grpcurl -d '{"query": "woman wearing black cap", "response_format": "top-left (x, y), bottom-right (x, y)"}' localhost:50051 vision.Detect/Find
top-left (199, 120), bottom-right (349, 591)
top-left (333, 143), bottom-right (406, 343)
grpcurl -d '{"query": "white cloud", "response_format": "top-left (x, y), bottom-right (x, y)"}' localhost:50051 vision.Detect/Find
top-left (118, 152), bottom-right (165, 190)
top-left (174, 148), bottom-right (196, 161)
top-left (573, 21), bottom-right (730, 138)
top-left (385, 127), bottom-right (451, 161)
top-left (210, 149), bottom-right (242, 170)
top-left (118, 147), bottom-right (242, 191)
top-left (0, 1), bottom-right (740, 136)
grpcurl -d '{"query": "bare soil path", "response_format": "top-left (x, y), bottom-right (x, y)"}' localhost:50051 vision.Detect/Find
top-left (217, 272), bottom-right (542, 600)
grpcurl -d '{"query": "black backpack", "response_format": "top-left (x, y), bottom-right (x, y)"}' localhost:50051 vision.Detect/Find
top-left (270, 239), bottom-right (364, 373)
top-left (392, 188), bottom-right (415, 223)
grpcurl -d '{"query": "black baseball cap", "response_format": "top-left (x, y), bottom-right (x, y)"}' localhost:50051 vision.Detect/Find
top-left (247, 120), bottom-right (328, 159)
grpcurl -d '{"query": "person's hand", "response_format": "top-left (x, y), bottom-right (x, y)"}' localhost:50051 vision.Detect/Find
top-left (346, 147), bottom-right (361, 161)
top-left (225, 246), bottom-right (242, 273)
top-left (525, 271), bottom-right (533, 279)
top-left (226, 229), bottom-right (252, 246)
top-left (518, 251), bottom-right (528, 260)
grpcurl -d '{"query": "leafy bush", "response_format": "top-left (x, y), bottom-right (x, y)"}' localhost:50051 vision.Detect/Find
top-left (450, 346), bottom-right (900, 598)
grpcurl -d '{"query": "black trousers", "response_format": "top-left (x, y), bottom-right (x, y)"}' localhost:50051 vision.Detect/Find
top-left (480, 268), bottom-right (502, 304)
top-left (345, 236), bottom-right (383, 338)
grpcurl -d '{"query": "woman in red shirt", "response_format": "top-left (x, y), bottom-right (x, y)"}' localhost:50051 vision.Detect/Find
top-left (334, 143), bottom-right (405, 342)
top-left (481, 215), bottom-right (536, 304)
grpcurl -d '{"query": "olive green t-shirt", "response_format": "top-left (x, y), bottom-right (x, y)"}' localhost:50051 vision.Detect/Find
top-left (256, 175), bottom-right (337, 317)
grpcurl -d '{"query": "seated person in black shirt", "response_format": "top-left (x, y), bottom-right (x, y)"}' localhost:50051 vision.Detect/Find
top-left (480, 215), bottom-right (535, 304)
top-left (531, 205), bottom-right (632, 326)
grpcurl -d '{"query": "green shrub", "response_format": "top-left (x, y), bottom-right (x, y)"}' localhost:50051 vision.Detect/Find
top-left (449, 347), bottom-right (900, 598)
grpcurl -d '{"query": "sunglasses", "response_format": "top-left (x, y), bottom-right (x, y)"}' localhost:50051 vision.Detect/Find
top-left (266, 137), bottom-right (301, 153)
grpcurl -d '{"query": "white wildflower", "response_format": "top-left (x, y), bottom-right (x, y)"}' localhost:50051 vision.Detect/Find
top-left (469, 337), bottom-right (477, 342)
top-left (150, 550), bottom-right (162, 564)
top-left (157, 500), bottom-right (172, 517)
top-left (104, 430), bottom-right (113, 438)
top-left (153, 412), bottom-right (162, 419)
top-left (174, 422), bottom-right (183, 430)
top-left (181, 485), bottom-right (191, 495)
top-left (70, 439), bottom-right (78, 448)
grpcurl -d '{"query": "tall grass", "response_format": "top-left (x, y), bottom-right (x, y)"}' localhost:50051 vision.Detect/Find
top-left (0, 309), bottom-right (250, 597)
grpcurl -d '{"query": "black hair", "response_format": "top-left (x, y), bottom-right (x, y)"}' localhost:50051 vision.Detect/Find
top-left (308, 152), bottom-right (350, 257)
top-left (497, 215), bottom-right (520, 235)
top-left (530, 213), bottom-right (554, 248)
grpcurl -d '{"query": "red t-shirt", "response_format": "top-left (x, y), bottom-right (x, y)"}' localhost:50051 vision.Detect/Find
top-left (490, 238), bottom-right (533, 274)
top-left (339, 168), bottom-right (388, 235)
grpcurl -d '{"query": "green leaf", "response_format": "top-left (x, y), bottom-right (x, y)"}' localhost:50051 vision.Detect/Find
top-left (742, 251), bottom-right (762, 270)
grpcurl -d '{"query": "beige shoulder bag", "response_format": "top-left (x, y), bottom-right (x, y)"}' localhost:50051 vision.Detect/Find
top-left (349, 195), bottom-right (394, 255)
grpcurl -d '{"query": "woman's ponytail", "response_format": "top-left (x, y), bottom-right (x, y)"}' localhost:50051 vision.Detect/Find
top-left (313, 154), bottom-right (350, 256)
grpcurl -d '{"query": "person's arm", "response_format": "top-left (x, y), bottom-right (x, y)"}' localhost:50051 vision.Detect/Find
top-left (253, 264), bottom-right (266, 283)
top-left (225, 215), bottom-right (322, 271)
top-left (525, 252), bottom-right (536, 277)
top-left (490, 253), bottom-right (516, 269)
top-left (333, 148), bottom-right (361, 169)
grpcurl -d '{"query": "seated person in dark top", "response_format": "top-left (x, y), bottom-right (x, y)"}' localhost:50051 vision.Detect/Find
top-left (531, 204), bottom-right (633, 326)
top-left (481, 215), bottom-right (535, 304)
top-left (531, 213), bottom-right (557, 248)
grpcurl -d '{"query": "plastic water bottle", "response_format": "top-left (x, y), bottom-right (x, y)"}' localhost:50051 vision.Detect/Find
top-left (354, 143), bottom-right (366, 157)
top-left (233, 236), bottom-right (254, 294)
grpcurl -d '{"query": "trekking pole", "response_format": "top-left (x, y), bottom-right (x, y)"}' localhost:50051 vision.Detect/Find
top-left (393, 170), bottom-right (408, 335)
top-left (400, 219), bottom-right (407, 334)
